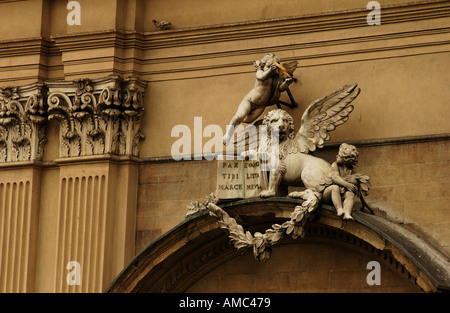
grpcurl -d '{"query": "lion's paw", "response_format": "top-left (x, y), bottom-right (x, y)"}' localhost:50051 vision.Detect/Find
top-left (288, 191), bottom-right (307, 199)
top-left (288, 191), bottom-right (305, 198)
top-left (260, 190), bottom-right (276, 198)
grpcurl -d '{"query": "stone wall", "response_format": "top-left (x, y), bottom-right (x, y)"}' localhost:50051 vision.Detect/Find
top-left (136, 160), bottom-right (217, 253)
top-left (135, 137), bottom-right (450, 258)
top-left (356, 138), bottom-right (450, 256)
top-left (186, 242), bottom-right (420, 293)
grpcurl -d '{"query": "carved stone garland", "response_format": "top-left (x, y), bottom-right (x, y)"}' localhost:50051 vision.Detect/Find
top-left (0, 84), bottom-right (48, 162)
top-left (47, 75), bottom-right (146, 158)
top-left (208, 189), bottom-right (321, 262)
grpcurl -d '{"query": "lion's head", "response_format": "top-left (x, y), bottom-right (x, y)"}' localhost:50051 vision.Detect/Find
top-left (262, 109), bottom-right (296, 142)
top-left (336, 143), bottom-right (359, 166)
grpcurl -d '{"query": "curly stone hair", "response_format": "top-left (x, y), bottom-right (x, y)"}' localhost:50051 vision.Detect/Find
top-left (336, 143), bottom-right (359, 166)
top-left (254, 53), bottom-right (281, 70)
top-left (262, 109), bottom-right (296, 139)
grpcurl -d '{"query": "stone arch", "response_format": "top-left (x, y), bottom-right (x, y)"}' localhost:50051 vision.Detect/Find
top-left (106, 198), bottom-right (450, 293)
top-left (185, 240), bottom-right (418, 292)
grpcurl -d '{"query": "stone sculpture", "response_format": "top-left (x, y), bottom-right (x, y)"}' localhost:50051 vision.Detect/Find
top-left (315, 143), bottom-right (371, 220)
top-left (0, 76), bottom-right (147, 162)
top-left (0, 84), bottom-right (48, 162)
top-left (47, 76), bottom-right (146, 158)
top-left (245, 83), bottom-right (360, 198)
top-left (208, 81), bottom-right (372, 262)
top-left (222, 53), bottom-right (297, 145)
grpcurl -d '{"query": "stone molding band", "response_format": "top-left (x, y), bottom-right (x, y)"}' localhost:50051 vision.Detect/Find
top-left (0, 75), bottom-right (146, 162)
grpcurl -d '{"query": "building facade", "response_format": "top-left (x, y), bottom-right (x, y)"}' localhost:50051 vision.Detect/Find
top-left (0, 0), bottom-right (449, 293)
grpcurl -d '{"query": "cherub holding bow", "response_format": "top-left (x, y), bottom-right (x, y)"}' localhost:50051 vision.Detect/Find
top-left (222, 53), bottom-right (298, 145)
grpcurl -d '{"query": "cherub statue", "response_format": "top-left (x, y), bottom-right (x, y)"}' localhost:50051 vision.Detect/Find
top-left (319, 143), bottom-right (371, 220)
top-left (222, 53), bottom-right (298, 145)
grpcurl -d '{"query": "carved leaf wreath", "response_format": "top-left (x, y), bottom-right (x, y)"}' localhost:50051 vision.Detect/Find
top-left (208, 204), bottom-right (254, 254)
top-left (208, 189), bottom-right (321, 262)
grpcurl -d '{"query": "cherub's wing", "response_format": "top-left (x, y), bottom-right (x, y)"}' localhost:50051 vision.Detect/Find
top-left (295, 83), bottom-right (360, 153)
top-left (282, 61), bottom-right (298, 76)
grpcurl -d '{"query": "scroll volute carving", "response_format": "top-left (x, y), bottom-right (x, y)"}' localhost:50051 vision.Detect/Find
top-left (120, 78), bottom-right (145, 156)
top-left (47, 75), bottom-right (146, 158)
top-left (0, 84), bottom-right (48, 162)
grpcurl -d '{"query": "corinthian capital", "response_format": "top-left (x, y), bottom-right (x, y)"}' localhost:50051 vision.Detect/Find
top-left (47, 75), bottom-right (146, 158)
top-left (0, 83), bottom-right (48, 162)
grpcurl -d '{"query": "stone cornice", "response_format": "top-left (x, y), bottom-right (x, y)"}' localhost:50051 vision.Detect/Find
top-left (53, 154), bottom-right (142, 166)
top-left (47, 1), bottom-right (449, 81)
top-left (48, 0), bottom-right (449, 50)
top-left (0, 0), bottom-right (443, 54)
top-left (143, 1), bottom-right (450, 49)
top-left (0, 1), bottom-right (447, 83)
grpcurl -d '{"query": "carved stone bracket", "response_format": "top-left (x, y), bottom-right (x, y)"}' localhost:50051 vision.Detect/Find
top-left (0, 83), bottom-right (48, 162)
top-left (47, 75), bottom-right (146, 158)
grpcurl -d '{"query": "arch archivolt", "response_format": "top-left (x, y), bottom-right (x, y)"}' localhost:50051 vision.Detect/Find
top-left (106, 198), bottom-right (449, 293)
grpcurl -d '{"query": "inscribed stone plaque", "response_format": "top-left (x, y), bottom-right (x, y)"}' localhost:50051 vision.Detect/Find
top-left (242, 159), bottom-right (267, 198)
top-left (216, 160), bottom-right (244, 199)
top-left (216, 158), bottom-right (267, 199)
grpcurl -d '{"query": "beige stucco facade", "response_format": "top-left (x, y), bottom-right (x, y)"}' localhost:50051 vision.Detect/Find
top-left (0, 0), bottom-right (449, 293)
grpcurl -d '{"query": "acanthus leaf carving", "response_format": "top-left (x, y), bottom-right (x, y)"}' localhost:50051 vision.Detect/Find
top-left (0, 76), bottom-right (146, 162)
top-left (0, 84), bottom-right (48, 162)
top-left (47, 75), bottom-right (146, 158)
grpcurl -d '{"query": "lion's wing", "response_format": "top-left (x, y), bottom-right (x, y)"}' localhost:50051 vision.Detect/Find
top-left (295, 83), bottom-right (360, 153)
